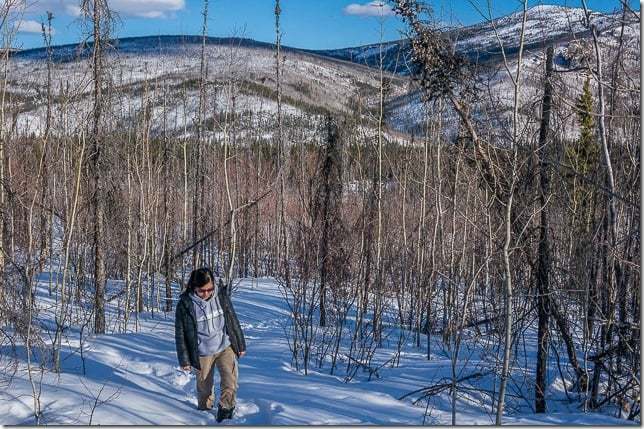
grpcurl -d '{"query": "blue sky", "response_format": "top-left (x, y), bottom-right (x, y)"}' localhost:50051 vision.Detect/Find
top-left (12, 0), bottom-right (641, 50)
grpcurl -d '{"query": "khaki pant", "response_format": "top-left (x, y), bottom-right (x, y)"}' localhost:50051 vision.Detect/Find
top-left (196, 346), bottom-right (238, 410)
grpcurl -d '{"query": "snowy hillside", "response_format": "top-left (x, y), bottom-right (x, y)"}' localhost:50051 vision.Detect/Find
top-left (0, 273), bottom-right (636, 425)
top-left (6, 35), bottom-right (409, 139)
top-left (314, 5), bottom-right (638, 72)
top-left (4, 5), bottom-right (639, 139)
top-left (307, 5), bottom-right (641, 135)
top-left (384, 5), bottom-right (640, 135)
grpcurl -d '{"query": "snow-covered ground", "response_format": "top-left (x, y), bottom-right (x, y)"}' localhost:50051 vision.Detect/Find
top-left (0, 274), bottom-right (635, 425)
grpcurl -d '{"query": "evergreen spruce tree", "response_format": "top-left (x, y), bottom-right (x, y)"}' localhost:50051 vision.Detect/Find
top-left (565, 76), bottom-right (600, 230)
top-left (566, 76), bottom-right (599, 179)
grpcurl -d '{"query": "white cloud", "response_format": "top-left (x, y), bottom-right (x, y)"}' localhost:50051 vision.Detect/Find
top-left (63, 3), bottom-right (81, 17)
top-left (109, 0), bottom-right (185, 18)
top-left (344, 1), bottom-right (395, 17)
top-left (21, 0), bottom-right (185, 19)
top-left (19, 0), bottom-right (79, 16)
top-left (17, 19), bottom-right (56, 35)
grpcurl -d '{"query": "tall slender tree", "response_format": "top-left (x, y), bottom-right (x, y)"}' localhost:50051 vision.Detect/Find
top-left (81, 0), bottom-right (112, 334)
top-left (535, 44), bottom-right (554, 414)
top-left (193, 0), bottom-right (209, 267)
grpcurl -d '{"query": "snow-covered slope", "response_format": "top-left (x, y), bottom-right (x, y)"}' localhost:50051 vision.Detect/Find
top-left (384, 6), bottom-right (640, 135)
top-left (6, 35), bottom-right (409, 139)
top-left (3, 5), bottom-right (640, 139)
top-left (313, 5), bottom-right (638, 73)
top-left (0, 275), bottom-right (636, 425)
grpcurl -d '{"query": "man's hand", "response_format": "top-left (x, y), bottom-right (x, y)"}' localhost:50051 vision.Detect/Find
top-left (239, 351), bottom-right (246, 358)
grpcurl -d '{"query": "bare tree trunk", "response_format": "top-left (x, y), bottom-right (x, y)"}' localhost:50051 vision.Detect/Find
top-left (496, 2), bottom-right (527, 424)
top-left (607, 6), bottom-right (628, 371)
top-left (427, 101), bottom-right (444, 356)
top-left (372, 13), bottom-right (386, 346)
top-left (535, 44), bottom-right (554, 414)
top-left (84, 0), bottom-right (109, 334)
top-left (224, 80), bottom-right (236, 288)
top-left (0, 2), bottom-right (17, 321)
top-left (163, 84), bottom-right (173, 312)
top-left (54, 133), bottom-right (86, 372)
top-left (125, 149), bottom-right (133, 330)
top-left (275, 0), bottom-right (291, 290)
top-left (580, 0), bottom-right (619, 406)
top-left (193, 0), bottom-right (209, 268)
top-left (38, 13), bottom-right (54, 273)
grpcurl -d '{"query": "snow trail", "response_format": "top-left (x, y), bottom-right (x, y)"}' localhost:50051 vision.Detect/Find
top-left (0, 277), bottom-right (635, 425)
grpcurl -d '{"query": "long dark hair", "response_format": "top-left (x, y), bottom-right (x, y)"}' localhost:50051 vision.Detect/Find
top-left (187, 267), bottom-right (215, 291)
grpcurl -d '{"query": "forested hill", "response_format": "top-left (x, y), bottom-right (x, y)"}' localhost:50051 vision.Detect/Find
top-left (7, 5), bottom-right (639, 137)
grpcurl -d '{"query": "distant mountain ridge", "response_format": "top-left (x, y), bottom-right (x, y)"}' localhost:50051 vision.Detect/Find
top-left (14, 5), bottom-right (636, 73)
top-left (15, 35), bottom-right (297, 62)
top-left (310, 5), bottom-right (636, 74)
top-left (6, 4), bottom-right (639, 138)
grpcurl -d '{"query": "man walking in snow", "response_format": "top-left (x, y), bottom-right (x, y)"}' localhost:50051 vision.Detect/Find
top-left (175, 267), bottom-right (246, 422)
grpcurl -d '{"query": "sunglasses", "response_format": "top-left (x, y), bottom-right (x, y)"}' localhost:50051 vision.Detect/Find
top-left (195, 287), bottom-right (215, 295)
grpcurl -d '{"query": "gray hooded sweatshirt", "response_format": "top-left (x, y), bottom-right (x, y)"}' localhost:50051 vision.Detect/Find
top-left (190, 292), bottom-right (231, 356)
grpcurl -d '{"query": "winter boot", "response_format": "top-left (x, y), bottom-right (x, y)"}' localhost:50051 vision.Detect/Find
top-left (216, 406), bottom-right (234, 423)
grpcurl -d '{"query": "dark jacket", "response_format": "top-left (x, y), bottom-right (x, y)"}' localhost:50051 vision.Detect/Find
top-left (175, 279), bottom-right (246, 370)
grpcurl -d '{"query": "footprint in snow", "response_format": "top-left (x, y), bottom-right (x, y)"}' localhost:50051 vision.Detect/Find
top-left (153, 365), bottom-right (173, 378)
top-left (251, 399), bottom-right (285, 424)
top-left (171, 367), bottom-right (194, 388)
top-left (238, 400), bottom-right (260, 414)
top-left (126, 360), bottom-right (154, 375)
